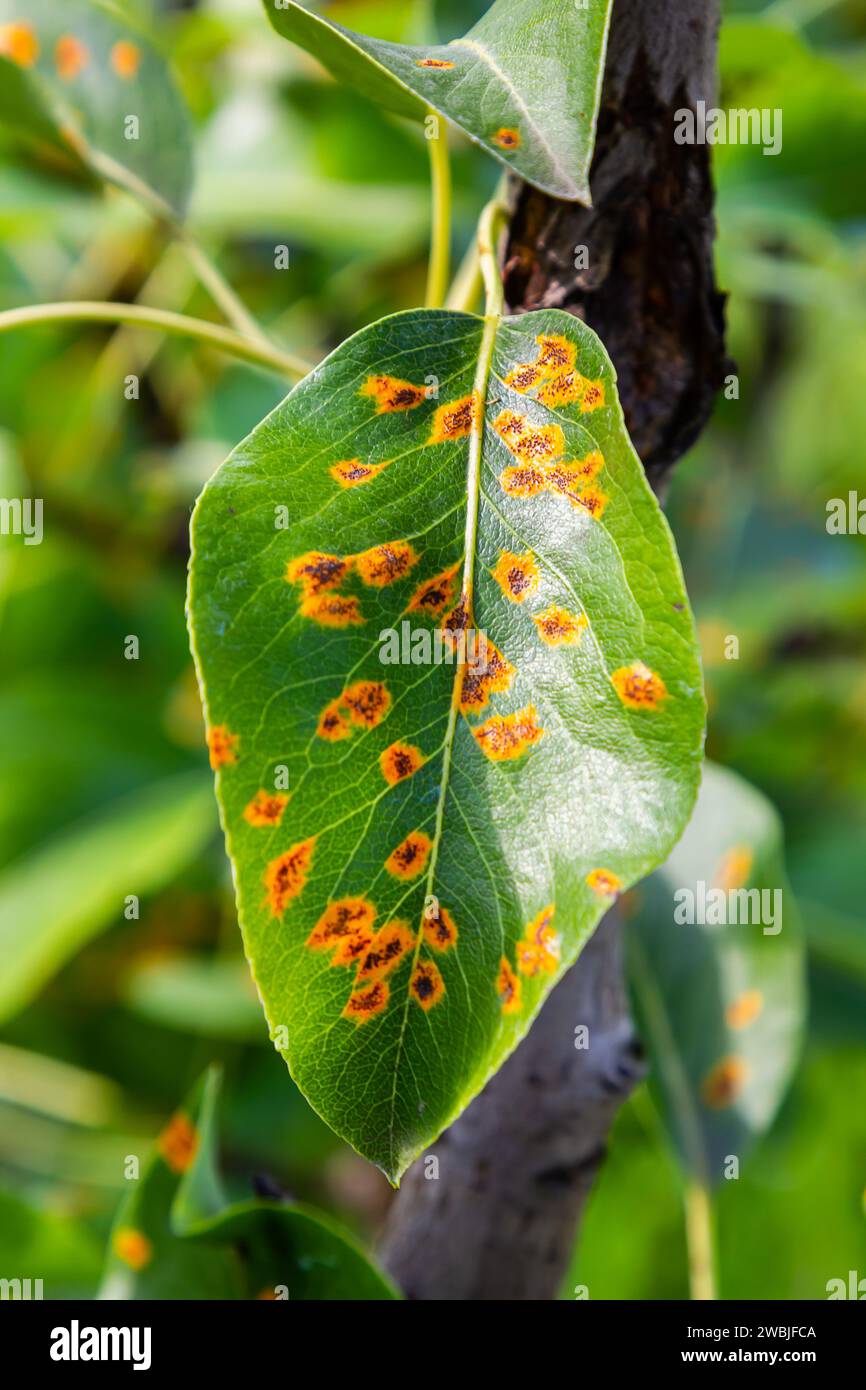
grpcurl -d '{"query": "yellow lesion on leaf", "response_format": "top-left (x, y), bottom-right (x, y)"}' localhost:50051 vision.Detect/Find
top-left (500, 463), bottom-right (548, 498)
top-left (112, 1227), bottom-right (152, 1271)
top-left (330, 458), bottom-right (390, 488)
top-left (416, 57), bottom-right (455, 68)
top-left (535, 334), bottom-right (577, 374)
top-left (533, 605), bottom-right (587, 647)
top-left (516, 904), bottom-right (560, 977)
top-left (422, 902), bottom-right (458, 952)
top-left (243, 790), bottom-right (289, 827)
top-left (505, 363), bottom-right (544, 394)
top-left (207, 724), bottom-right (238, 769)
top-left (459, 638), bottom-right (514, 714)
top-left (355, 540), bottom-right (419, 587)
top-left (342, 979), bottom-right (389, 1023)
top-left (285, 551), bottom-right (349, 596)
top-left (407, 563), bottom-right (460, 616)
top-left (299, 593), bottom-right (364, 627)
top-left (512, 424), bottom-right (565, 467)
top-left (316, 698), bottom-right (352, 742)
top-left (411, 958), bottom-right (445, 1011)
top-left (580, 380), bottom-right (606, 412)
top-left (586, 868), bottom-right (623, 897)
top-left (380, 741), bottom-right (424, 785)
top-left (611, 661), bottom-right (668, 710)
top-left (714, 845), bottom-right (754, 892)
top-left (492, 127), bottom-right (521, 150)
top-left (701, 1056), bottom-right (750, 1109)
top-left (0, 22), bottom-right (39, 66)
top-left (341, 680), bottom-right (391, 728)
top-left (497, 956), bottom-right (522, 1014)
top-left (264, 837), bottom-right (316, 917)
top-left (473, 705), bottom-right (544, 761)
top-left (385, 831), bottom-right (433, 880)
top-left (546, 452), bottom-right (605, 494)
top-left (428, 392), bottom-right (479, 445)
top-left (725, 990), bottom-right (764, 1031)
top-left (491, 550), bottom-right (540, 603)
top-left (361, 374), bottom-right (426, 413)
top-left (157, 1112), bottom-right (198, 1174)
top-left (493, 408), bottom-right (529, 446)
top-left (537, 370), bottom-right (589, 409)
top-left (55, 35), bottom-right (89, 80)
top-left (569, 484), bottom-right (609, 518)
top-left (307, 897), bottom-right (376, 963)
top-left (110, 39), bottom-right (141, 79)
top-left (356, 921), bottom-right (416, 981)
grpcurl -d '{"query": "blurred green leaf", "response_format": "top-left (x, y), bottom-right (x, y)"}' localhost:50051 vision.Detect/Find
top-left (123, 955), bottom-right (265, 1041)
top-left (0, 0), bottom-right (193, 215)
top-left (0, 1187), bottom-right (102, 1297)
top-left (0, 771), bottom-right (216, 1022)
top-left (627, 761), bottom-right (806, 1185)
top-left (264, 0), bottom-right (612, 201)
top-left (100, 1068), bottom-right (399, 1299)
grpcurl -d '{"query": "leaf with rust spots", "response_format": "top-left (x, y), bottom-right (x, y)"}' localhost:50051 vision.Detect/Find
top-left (263, 0), bottom-right (613, 203)
top-left (188, 307), bottom-right (704, 1181)
top-left (627, 762), bottom-right (806, 1186)
top-left (0, 0), bottom-right (192, 215)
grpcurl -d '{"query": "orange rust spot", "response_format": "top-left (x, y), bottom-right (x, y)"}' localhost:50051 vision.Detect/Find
top-left (407, 563), bottom-right (459, 617)
top-left (500, 463), bottom-right (548, 498)
top-left (380, 741), bottom-right (424, 785)
top-left (111, 40), bottom-right (141, 79)
top-left (505, 363), bottom-right (544, 394)
top-left (330, 458), bottom-right (390, 488)
top-left (55, 35), bottom-right (89, 80)
top-left (308, 897), bottom-right (376, 962)
top-left (264, 837), bottom-right (316, 916)
top-left (459, 638), bottom-right (514, 714)
top-left (611, 661), bottom-right (668, 710)
top-left (493, 408), bottom-right (529, 446)
top-left (112, 1227), bottom-right (152, 1271)
top-left (497, 956), bottom-right (522, 1014)
top-left (493, 127), bottom-right (521, 150)
top-left (0, 22), bottom-right (38, 66)
top-left (513, 424), bottom-right (565, 466)
top-left (356, 921), bottom-right (415, 981)
top-left (491, 550), bottom-right (540, 604)
top-left (285, 551), bottom-right (348, 596)
top-left (535, 334), bottom-right (576, 374)
top-left (157, 1111), bottom-right (198, 1174)
top-left (300, 593), bottom-right (363, 627)
top-left (569, 484), bottom-right (609, 518)
top-left (385, 831), bottom-right (433, 880)
top-left (533, 604), bottom-right (587, 647)
top-left (361, 374), bottom-right (426, 414)
top-left (517, 904), bottom-right (560, 976)
top-left (423, 902), bottom-right (458, 952)
top-left (586, 868), bottom-right (623, 898)
top-left (473, 705), bottom-right (544, 761)
top-left (355, 540), bottom-right (419, 587)
top-left (243, 790), bottom-right (289, 827)
top-left (342, 979), bottom-right (389, 1023)
top-left (701, 1056), bottom-right (750, 1109)
top-left (416, 57), bottom-right (455, 69)
top-left (316, 698), bottom-right (352, 742)
top-left (428, 393), bottom-right (479, 445)
top-left (726, 989), bottom-right (764, 1031)
top-left (715, 845), bottom-right (754, 892)
top-left (546, 452), bottom-right (604, 496)
top-left (207, 724), bottom-right (238, 770)
top-left (537, 370), bottom-right (589, 410)
top-left (411, 958), bottom-right (445, 1011)
top-left (580, 380), bottom-right (606, 413)
top-left (341, 680), bottom-right (391, 728)
top-left (440, 595), bottom-right (472, 649)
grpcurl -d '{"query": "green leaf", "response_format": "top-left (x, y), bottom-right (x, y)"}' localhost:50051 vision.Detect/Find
top-left (188, 305), bottom-right (705, 1182)
top-left (100, 1068), bottom-right (398, 1300)
top-left (627, 761), bottom-right (806, 1185)
top-left (263, 0), bottom-right (613, 202)
top-left (0, 771), bottom-right (216, 1023)
top-left (124, 955), bottom-right (266, 1041)
top-left (0, 0), bottom-right (193, 216)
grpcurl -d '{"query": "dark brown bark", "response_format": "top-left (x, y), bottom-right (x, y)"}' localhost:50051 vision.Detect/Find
top-left (380, 0), bottom-right (725, 1300)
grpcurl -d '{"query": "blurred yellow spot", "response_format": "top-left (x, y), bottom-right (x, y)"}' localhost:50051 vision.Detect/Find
top-left (725, 989), bottom-right (764, 1031)
top-left (207, 724), bottom-right (238, 769)
top-left (493, 127), bottom-right (521, 150)
top-left (0, 22), bottom-right (39, 66)
top-left (55, 35), bottom-right (89, 80)
top-left (715, 845), bottom-right (754, 891)
top-left (243, 790), bottom-right (289, 827)
top-left (516, 904), bottom-right (560, 976)
top-left (113, 1227), bottom-right (152, 1271)
top-left (157, 1111), bottom-right (198, 1174)
top-left (701, 1056), bottom-right (750, 1109)
top-left (111, 40), bottom-right (141, 78)
top-left (497, 956), bottom-right (522, 1014)
top-left (586, 868), bottom-right (623, 897)
top-left (611, 661), bottom-right (668, 710)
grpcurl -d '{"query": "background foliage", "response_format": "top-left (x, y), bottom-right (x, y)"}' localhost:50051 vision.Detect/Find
top-left (0, 0), bottom-right (864, 1299)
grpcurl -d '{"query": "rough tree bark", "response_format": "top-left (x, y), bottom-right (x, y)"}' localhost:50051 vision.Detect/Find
top-left (379, 0), bottom-right (726, 1300)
